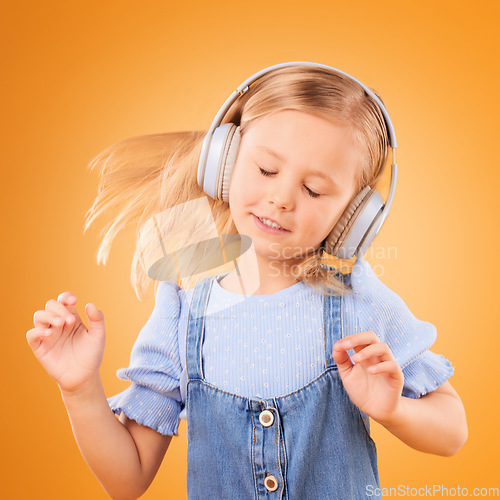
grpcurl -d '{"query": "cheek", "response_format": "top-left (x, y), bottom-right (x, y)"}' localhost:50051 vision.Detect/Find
top-left (229, 162), bottom-right (259, 203)
top-left (297, 202), bottom-right (328, 235)
top-left (302, 199), bottom-right (347, 236)
top-left (330, 201), bottom-right (350, 225)
top-left (228, 161), bottom-right (243, 203)
top-left (229, 168), bottom-right (253, 215)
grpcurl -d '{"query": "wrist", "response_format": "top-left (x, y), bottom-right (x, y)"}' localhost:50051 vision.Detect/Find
top-left (59, 373), bottom-right (103, 402)
top-left (372, 397), bottom-right (408, 430)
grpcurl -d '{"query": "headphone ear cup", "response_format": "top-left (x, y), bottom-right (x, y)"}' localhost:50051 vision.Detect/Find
top-left (324, 186), bottom-right (384, 259)
top-left (202, 123), bottom-right (241, 201)
top-left (220, 125), bottom-right (240, 202)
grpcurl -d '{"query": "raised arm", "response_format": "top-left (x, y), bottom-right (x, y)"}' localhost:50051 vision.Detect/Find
top-left (27, 292), bottom-right (171, 500)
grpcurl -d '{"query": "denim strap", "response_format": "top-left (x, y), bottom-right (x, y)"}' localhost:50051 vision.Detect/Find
top-left (324, 272), bottom-right (344, 370)
top-left (185, 276), bottom-right (214, 381)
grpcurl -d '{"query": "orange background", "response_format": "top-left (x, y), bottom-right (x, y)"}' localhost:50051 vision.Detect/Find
top-left (3, 0), bottom-right (499, 498)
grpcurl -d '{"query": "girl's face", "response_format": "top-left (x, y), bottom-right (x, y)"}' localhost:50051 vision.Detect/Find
top-left (228, 109), bottom-right (362, 266)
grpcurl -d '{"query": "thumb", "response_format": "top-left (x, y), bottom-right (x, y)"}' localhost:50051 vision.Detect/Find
top-left (84, 303), bottom-right (105, 338)
top-left (332, 346), bottom-right (354, 378)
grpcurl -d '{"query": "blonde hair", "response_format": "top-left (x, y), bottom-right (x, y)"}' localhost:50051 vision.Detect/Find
top-left (85, 65), bottom-right (390, 299)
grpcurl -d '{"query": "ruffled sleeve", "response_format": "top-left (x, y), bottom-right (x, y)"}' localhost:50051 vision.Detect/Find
top-left (107, 281), bottom-right (183, 436)
top-left (342, 258), bottom-right (454, 399)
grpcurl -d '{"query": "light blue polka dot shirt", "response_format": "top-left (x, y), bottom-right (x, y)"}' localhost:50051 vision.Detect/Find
top-left (107, 258), bottom-right (454, 436)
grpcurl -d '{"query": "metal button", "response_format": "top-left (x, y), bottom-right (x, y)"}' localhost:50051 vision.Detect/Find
top-left (259, 409), bottom-right (274, 427)
top-left (264, 474), bottom-right (279, 492)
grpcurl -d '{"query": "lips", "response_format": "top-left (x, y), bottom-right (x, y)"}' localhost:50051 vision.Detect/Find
top-left (255, 214), bottom-right (290, 231)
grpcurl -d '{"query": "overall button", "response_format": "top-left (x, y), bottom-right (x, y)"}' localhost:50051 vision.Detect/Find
top-left (264, 474), bottom-right (279, 492)
top-left (259, 409), bottom-right (274, 427)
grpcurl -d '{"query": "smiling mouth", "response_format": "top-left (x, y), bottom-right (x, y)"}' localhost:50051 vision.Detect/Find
top-left (256, 215), bottom-right (289, 231)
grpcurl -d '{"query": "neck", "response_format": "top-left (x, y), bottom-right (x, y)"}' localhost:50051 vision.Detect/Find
top-left (220, 245), bottom-right (304, 295)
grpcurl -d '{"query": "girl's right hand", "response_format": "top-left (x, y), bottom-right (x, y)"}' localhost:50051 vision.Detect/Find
top-left (26, 292), bottom-right (106, 394)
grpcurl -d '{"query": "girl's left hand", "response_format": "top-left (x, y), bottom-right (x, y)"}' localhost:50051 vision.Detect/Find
top-left (332, 331), bottom-right (404, 425)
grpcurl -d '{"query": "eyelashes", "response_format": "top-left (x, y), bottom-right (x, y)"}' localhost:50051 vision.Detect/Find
top-left (259, 167), bottom-right (274, 177)
top-left (305, 186), bottom-right (320, 198)
top-left (258, 167), bottom-right (321, 198)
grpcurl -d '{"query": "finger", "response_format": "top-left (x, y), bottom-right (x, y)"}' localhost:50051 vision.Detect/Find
top-left (332, 347), bottom-right (354, 377)
top-left (84, 303), bottom-right (105, 338)
top-left (333, 330), bottom-right (380, 354)
top-left (367, 360), bottom-right (404, 381)
top-left (45, 298), bottom-right (77, 327)
top-left (33, 309), bottom-right (66, 329)
top-left (57, 291), bottom-right (77, 305)
top-left (42, 300), bottom-right (76, 337)
top-left (57, 291), bottom-right (83, 322)
top-left (26, 327), bottom-right (52, 351)
top-left (33, 311), bottom-right (66, 339)
top-left (351, 342), bottom-right (395, 365)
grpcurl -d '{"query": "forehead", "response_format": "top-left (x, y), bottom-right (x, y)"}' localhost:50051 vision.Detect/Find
top-left (241, 110), bottom-right (362, 183)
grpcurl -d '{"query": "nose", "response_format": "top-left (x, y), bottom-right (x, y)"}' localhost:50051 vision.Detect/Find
top-left (268, 186), bottom-right (294, 211)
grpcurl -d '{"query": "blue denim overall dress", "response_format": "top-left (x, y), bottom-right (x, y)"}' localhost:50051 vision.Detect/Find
top-left (185, 275), bottom-right (380, 499)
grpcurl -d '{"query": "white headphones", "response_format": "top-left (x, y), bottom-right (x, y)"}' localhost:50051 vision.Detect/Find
top-left (197, 62), bottom-right (398, 260)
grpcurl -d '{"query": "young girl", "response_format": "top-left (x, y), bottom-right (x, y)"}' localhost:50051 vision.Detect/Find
top-left (27, 62), bottom-right (467, 499)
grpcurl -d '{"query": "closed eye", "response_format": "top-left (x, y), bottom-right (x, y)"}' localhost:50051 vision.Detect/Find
top-left (259, 167), bottom-right (276, 177)
top-left (305, 186), bottom-right (320, 198)
top-left (259, 167), bottom-right (321, 198)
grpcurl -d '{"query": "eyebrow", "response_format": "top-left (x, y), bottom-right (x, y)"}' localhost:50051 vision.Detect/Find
top-left (256, 145), bottom-right (337, 185)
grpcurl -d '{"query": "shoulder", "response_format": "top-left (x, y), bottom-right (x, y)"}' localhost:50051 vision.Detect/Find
top-left (348, 258), bottom-right (396, 294)
top-left (343, 258), bottom-right (437, 345)
top-left (127, 282), bottom-right (186, 358)
top-left (345, 258), bottom-right (410, 313)
top-left (152, 281), bottom-right (189, 319)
